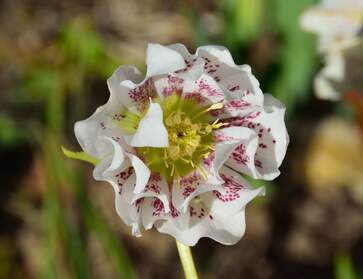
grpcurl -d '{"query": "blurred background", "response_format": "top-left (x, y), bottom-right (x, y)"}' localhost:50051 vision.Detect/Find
top-left (1, 0), bottom-right (363, 278)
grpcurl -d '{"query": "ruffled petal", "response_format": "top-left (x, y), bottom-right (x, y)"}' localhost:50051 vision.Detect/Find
top-left (202, 166), bottom-right (264, 217)
top-left (196, 48), bottom-right (264, 107)
top-left (166, 43), bottom-right (193, 60)
top-left (131, 173), bottom-right (170, 214)
top-left (155, 200), bottom-right (248, 246)
top-left (133, 174), bottom-right (171, 230)
top-left (253, 94), bottom-right (289, 180)
top-left (107, 66), bottom-right (144, 108)
top-left (75, 65), bottom-right (148, 158)
top-left (214, 126), bottom-right (259, 177)
top-left (183, 74), bottom-right (225, 105)
top-left (155, 161), bottom-right (263, 246)
top-left (167, 43), bottom-right (264, 108)
top-left (141, 197), bottom-right (169, 230)
top-left (93, 155), bottom-right (143, 236)
top-left (153, 73), bottom-right (184, 98)
top-left (127, 153), bottom-right (151, 194)
top-left (145, 43), bottom-right (186, 78)
top-left (120, 78), bottom-right (156, 111)
top-left (196, 45), bottom-right (236, 67)
top-left (171, 171), bottom-right (223, 213)
top-left (74, 106), bottom-right (112, 158)
top-left (225, 94), bottom-right (289, 180)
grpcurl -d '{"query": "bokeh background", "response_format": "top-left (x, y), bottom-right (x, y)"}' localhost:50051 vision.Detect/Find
top-left (1, 0), bottom-right (363, 278)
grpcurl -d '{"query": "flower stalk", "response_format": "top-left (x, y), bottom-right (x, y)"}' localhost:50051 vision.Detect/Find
top-left (176, 241), bottom-right (199, 279)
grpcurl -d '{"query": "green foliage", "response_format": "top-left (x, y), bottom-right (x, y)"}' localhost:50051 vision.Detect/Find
top-left (13, 17), bottom-right (137, 279)
top-left (57, 18), bottom-right (118, 78)
top-left (220, 0), bottom-right (263, 45)
top-left (0, 114), bottom-right (29, 145)
top-left (335, 253), bottom-right (359, 279)
top-left (269, 0), bottom-right (319, 116)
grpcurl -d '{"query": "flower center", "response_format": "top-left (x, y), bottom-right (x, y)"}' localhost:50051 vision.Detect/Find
top-left (117, 94), bottom-right (223, 179)
top-left (165, 111), bottom-right (202, 161)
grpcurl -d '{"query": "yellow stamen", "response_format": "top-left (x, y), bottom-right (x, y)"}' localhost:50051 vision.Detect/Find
top-left (192, 102), bottom-right (224, 119)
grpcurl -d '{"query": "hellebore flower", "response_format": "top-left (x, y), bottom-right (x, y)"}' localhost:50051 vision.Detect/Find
top-left (66, 43), bottom-right (288, 246)
top-left (300, 0), bottom-right (363, 100)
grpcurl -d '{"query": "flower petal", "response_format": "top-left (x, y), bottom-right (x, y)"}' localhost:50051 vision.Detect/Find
top-left (131, 174), bottom-right (170, 214)
top-left (214, 126), bottom-right (259, 177)
top-left (153, 73), bottom-right (184, 98)
top-left (141, 197), bottom-right (169, 230)
top-left (74, 105), bottom-right (122, 159)
top-left (183, 74), bottom-right (225, 105)
top-left (171, 172), bottom-right (223, 213)
top-left (93, 158), bottom-right (143, 236)
top-left (128, 102), bottom-right (169, 148)
top-left (196, 48), bottom-right (264, 107)
top-left (166, 43), bottom-right (192, 60)
top-left (202, 166), bottom-right (264, 217)
top-left (300, 3), bottom-right (363, 52)
top-left (103, 137), bottom-right (125, 173)
top-left (225, 95), bottom-right (289, 180)
top-left (155, 201), bottom-right (248, 246)
top-left (196, 45), bottom-right (236, 67)
top-left (75, 66), bottom-right (141, 158)
top-left (126, 153), bottom-right (151, 194)
top-left (107, 66), bottom-right (144, 108)
top-left (146, 43), bottom-right (186, 78)
top-left (253, 94), bottom-right (289, 180)
top-left (314, 52), bottom-right (344, 100)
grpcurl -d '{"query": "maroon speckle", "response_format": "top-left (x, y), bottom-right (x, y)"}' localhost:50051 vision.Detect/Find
top-left (213, 173), bottom-right (245, 202)
top-left (134, 198), bottom-right (144, 213)
top-left (170, 202), bottom-right (180, 218)
top-left (152, 198), bottom-right (165, 216)
top-left (228, 85), bottom-right (241, 92)
top-left (116, 167), bottom-right (134, 194)
top-left (255, 160), bottom-right (263, 168)
top-left (231, 144), bottom-right (250, 166)
top-left (144, 173), bottom-right (162, 194)
top-left (128, 79), bottom-right (155, 110)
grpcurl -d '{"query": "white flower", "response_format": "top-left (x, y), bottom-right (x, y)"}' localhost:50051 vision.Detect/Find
top-left (300, 0), bottom-right (363, 53)
top-left (300, 0), bottom-right (363, 100)
top-left (73, 44), bottom-right (289, 246)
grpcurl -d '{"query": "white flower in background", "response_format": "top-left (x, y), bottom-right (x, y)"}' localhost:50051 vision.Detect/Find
top-left (71, 43), bottom-right (289, 246)
top-left (300, 0), bottom-right (363, 100)
top-left (300, 0), bottom-right (363, 53)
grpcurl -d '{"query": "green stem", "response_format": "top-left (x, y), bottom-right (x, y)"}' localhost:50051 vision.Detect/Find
top-left (176, 241), bottom-right (199, 279)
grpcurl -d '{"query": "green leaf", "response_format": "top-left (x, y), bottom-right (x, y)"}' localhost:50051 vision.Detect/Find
top-left (61, 146), bottom-right (99, 165)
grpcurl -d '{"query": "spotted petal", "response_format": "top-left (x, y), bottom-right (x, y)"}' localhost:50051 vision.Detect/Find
top-left (155, 201), bottom-right (248, 246)
top-left (171, 172), bottom-right (223, 213)
top-left (93, 154), bottom-right (143, 236)
top-left (183, 74), bottom-right (225, 105)
top-left (202, 166), bottom-right (265, 217)
top-left (225, 94), bottom-right (288, 180)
